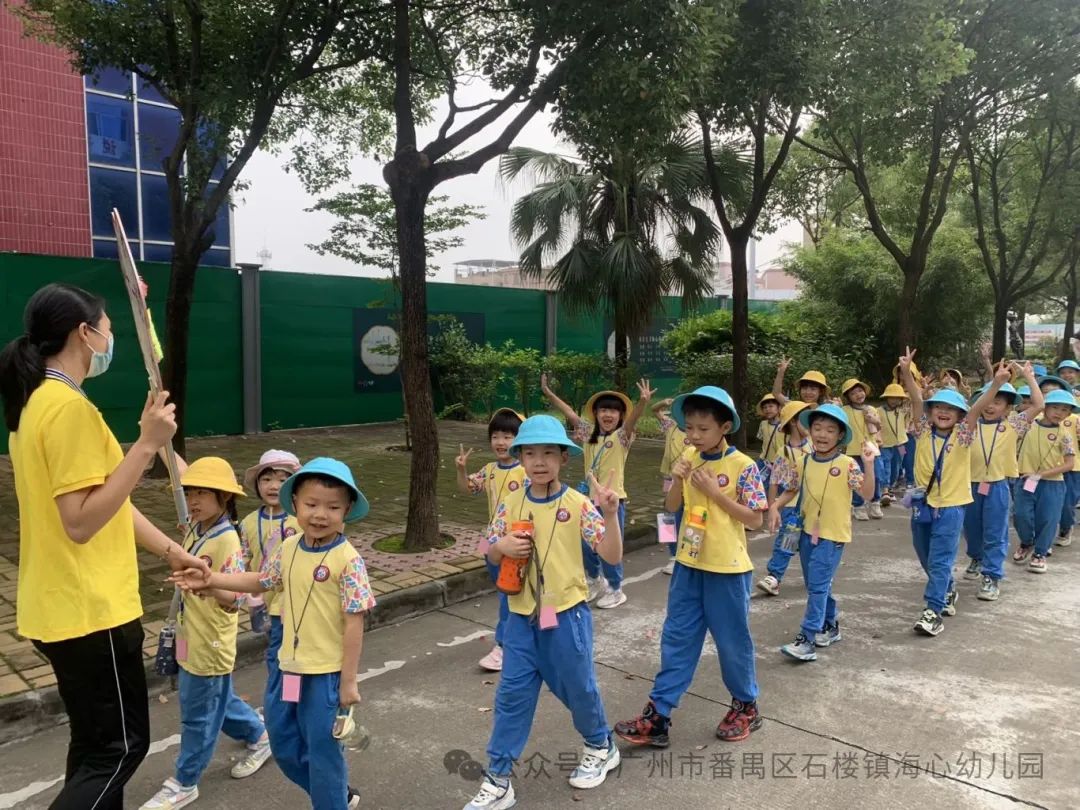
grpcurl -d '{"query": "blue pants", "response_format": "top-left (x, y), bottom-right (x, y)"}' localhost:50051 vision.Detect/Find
top-left (1014, 478), bottom-right (1065, 556)
top-left (765, 505), bottom-right (800, 581)
top-left (881, 446), bottom-right (904, 488)
top-left (265, 672), bottom-right (349, 810)
top-left (176, 669), bottom-right (265, 786)
top-left (963, 481), bottom-right (1010, 581)
top-left (486, 606), bottom-right (608, 776)
top-left (755, 458), bottom-right (772, 494)
top-left (1060, 471), bottom-right (1080, 533)
top-left (798, 535), bottom-right (845, 638)
top-left (902, 436), bottom-right (915, 483)
top-left (486, 561), bottom-right (511, 646)
top-left (266, 615), bottom-right (283, 709)
top-left (583, 500), bottom-right (625, 589)
top-left (650, 566), bottom-right (758, 715)
top-left (852, 456), bottom-right (883, 506)
top-left (910, 505), bottom-right (964, 614)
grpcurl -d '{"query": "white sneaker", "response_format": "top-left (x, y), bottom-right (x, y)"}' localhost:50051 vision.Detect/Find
top-left (1056, 528), bottom-right (1073, 547)
top-left (853, 505), bottom-right (870, 521)
top-left (756, 574), bottom-right (780, 596)
top-left (662, 560), bottom-right (675, 575)
top-left (478, 645), bottom-right (503, 672)
top-left (463, 775), bottom-right (516, 809)
top-left (867, 502), bottom-right (884, 519)
top-left (586, 577), bottom-right (605, 603)
top-left (595, 588), bottom-right (627, 609)
top-left (141, 779), bottom-right (199, 810)
top-left (568, 739), bottom-right (621, 789)
top-left (230, 739), bottom-right (272, 779)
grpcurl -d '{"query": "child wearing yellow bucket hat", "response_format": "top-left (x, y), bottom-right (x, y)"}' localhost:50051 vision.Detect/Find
top-left (456, 407), bottom-right (527, 671)
top-left (840, 378), bottom-right (885, 521)
top-left (754, 394), bottom-right (782, 484)
top-left (142, 457), bottom-right (271, 810)
top-left (541, 374), bottom-right (655, 609)
top-left (771, 357), bottom-right (830, 409)
top-left (879, 383), bottom-right (910, 502)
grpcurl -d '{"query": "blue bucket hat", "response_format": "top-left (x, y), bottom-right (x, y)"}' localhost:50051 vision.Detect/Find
top-left (1037, 375), bottom-right (1072, 393)
top-left (1033, 363), bottom-right (1048, 377)
top-left (1058, 360), bottom-right (1080, 373)
top-left (974, 382), bottom-right (1022, 406)
top-left (510, 415), bottom-right (583, 457)
top-left (1043, 389), bottom-right (1080, 412)
top-left (925, 388), bottom-right (970, 415)
top-left (1017, 384), bottom-right (1032, 398)
top-left (671, 386), bottom-right (740, 433)
top-left (798, 403), bottom-right (853, 447)
top-left (279, 457), bottom-right (369, 523)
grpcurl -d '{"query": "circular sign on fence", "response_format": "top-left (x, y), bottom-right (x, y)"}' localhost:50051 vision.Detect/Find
top-left (360, 325), bottom-right (400, 376)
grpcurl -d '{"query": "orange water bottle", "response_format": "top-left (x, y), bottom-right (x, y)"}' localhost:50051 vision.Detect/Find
top-left (496, 520), bottom-right (533, 595)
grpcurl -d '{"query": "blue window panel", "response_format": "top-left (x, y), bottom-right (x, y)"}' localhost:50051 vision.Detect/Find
top-left (141, 174), bottom-right (172, 242)
top-left (138, 102), bottom-right (182, 172)
top-left (85, 68), bottom-right (132, 96)
top-left (89, 168), bottom-right (138, 238)
top-left (86, 95), bottom-right (135, 168)
top-left (143, 243), bottom-right (174, 263)
top-left (205, 183), bottom-right (231, 248)
top-left (200, 248), bottom-right (232, 267)
top-left (136, 75), bottom-right (170, 105)
top-left (92, 239), bottom-right (138, 260)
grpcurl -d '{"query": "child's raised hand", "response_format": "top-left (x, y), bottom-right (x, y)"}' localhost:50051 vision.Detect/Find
top-left (993, 359), bottom-right (1012, 385)
top-left (168, 567), bottom-right (213, 592)
top-left (637, 378), bottom-right (656, 402)
top-left (1018, 360), bottom-right (1036, 380)
top-left (671, 458), bottom-right (692, 480)
top-left (778, 356), bottom-right (791, 372)
top-left (898, 346), bottom-right (917, 372)
top-left (979, 340), bottom-right (991, 360)
top-left (589, 471), bottom-right (620, 514)
top-left (660, 397), bottom-right (675, 408)
top-left (540, 372), bottom-right (552, 395)
top-left (455, 444), bottom-right (474, 470)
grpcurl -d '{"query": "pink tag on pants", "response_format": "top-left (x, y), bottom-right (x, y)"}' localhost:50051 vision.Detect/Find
top-left (539, 604), bottom-right (558, 630)
top-left (282, 673), bottom-right (302, 703)
top-left (1023, 476), bottom-right (1040, 493)
top-left (899, 445), bottom-right (907, 457)
top-left (810, 521), bottom-right (820, 545)
top-left (175, 637), bottom-right (188, 663)
top-left (977, 481), bottom-right (991, 496)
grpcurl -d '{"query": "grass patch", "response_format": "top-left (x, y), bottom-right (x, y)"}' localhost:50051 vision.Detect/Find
top-left (373, 532), bottom-right (456, 554)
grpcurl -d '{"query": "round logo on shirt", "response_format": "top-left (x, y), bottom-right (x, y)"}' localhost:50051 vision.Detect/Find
top-left (997, 423), bottom-right (1007, 433)
top-left (683, 437), bottom-right (692, 445)
top-left (717, 474), bottom-right (730, 487)
top-left (284, 527), bottom-right (297, 538)
top-left (200, 555), bottom-right (213, 567)
top-left (313, 565), bottom-right (331, 582)
top-left (1049, 433), bottom-right (1058, 442)
top-left (1066, 420), bottom-right (1073, 427)
top-left (556, 508), bottom-right (571, 522)
top-left (604, 440), bottom-right (614, 449)
top-left (508, 481), bottom-right (520, 491)
top-left (829, 467), bottom-right (841, 477)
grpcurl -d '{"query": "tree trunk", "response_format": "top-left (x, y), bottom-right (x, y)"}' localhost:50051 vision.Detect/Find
top-left (728, 236), bottom-right (750, 447)
top-left (991, 295), bottom-right (1010, 362)
top-left (1060, 272), bottom-right (1077, 365)
top-left (896, 265), bottom-right (922, 352)
top-left (386, 159), bottom-right (439, 552)
top-left (613, 318), bottom-right (629, 390)
top-left (160, 249), bottom-right (199, 463)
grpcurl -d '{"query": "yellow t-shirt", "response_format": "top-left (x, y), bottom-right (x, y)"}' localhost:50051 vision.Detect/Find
top-left (1063, 414), bottom-right (1080, 472)
top-left (1017, 420), bottom-right (1075, 481)
top-left (10, 376), bottom-right (142, 643)
top-left (261, 534), bottom-right (377, 675)
top-left (577, 423), bottom-right (633, 499)
top-left (842, 405), bottom-right (880, 455)
top-left (879, 406), bottom-right (909, 449)
top-left (778, 452), bottom-right (863, 544)
top-left (239, 508), bottom-right (302, 616)
top-left (969, 418), bottom-right (1025, 482)
top-left (468, 461), bottom-right (528, 522)
top-left (914, 419), bottom-right (975, 508)
top-left (178, 517), bottom-right (244, 676)
top-left (756, 419), bottom-right (782, 462)
top-left (769, 436), bottom-right (812, 468)
top-left (675, 446), bottom-right (766, 574)
top-left (659, 416), bottom-right (690, 477)
top-left (489, 485), bottom-right (604, 616)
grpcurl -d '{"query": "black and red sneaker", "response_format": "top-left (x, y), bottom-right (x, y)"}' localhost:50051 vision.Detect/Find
top-left (614, 700), bottom-right (670, 748)
top-left (715, 699), bottom-right (762, 742)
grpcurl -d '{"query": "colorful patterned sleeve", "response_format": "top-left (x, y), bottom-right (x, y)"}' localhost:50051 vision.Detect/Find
top-left (954, 420), bottom-right (975, 447)
top-left (617, 426), bottom-right (634, 449)
top-left (771, 457), bottom-right (799, 494)
top-left (580, 500), bottom-right (606, 549)
top-left (736, 463), bottom-right (769, 511)
top-left (847, 458), bottom-right (865, 492)
top-left (238, 523), bottom-right (253, 567)
top-left (658, 415), bottom-right (676, 434)
top-left (486, 502), bottom-right (508, 547)
top-left (572, 419), bottom-right (591, 444)
top-left (466, 467), bottom-right (487, 495)
top-left (1009, 411), bottom-right (1033, 441)
top-left (220, 545), bottom-right (246, 610)
top-left (1062, 433), bottom-right (1075, 457)
top-left (258, 544), bottom-right (284, 592)
top-left (340, 554), bottom-right (377, 614)
top-left (912, 415), bottom-right (930, 438)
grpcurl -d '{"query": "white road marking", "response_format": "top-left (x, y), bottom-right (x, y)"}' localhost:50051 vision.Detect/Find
top-left (358, 660), bottom-right (407, 681)
top-left (435, 630), bottom-right (490, 648)
top-left (0, 778), bottom-right (64, 809)
top-left (621, 566), bottom-right (666, 587)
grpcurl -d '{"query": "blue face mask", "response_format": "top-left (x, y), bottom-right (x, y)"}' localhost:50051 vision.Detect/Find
top-left (86, 326), bottom-right (114, 378)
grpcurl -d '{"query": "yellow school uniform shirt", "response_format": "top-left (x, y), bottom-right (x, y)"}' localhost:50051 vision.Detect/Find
top-left (10, 376), bottom-right (142, 643)
top-left (468, 461), bottom-right (528, 521)
top-left (913, 418), bottom-right (975, 508)
top-left (879, 406), bottom-right (909, 449)
top-left (1063, 410), bottom-right (1080, 472)
top-left (770, 437), bottom-right (813, 470)
top-left (240, 508), bottom-right (302, 616)
top-left (1017, 420), bottom-right (1075, 481)
top-left (969, 416), bottom-right (1030, 482)
top-left (756, 419), bottom-right (782, 462)
top-left (260, 534), bottom-right (377, 674)
top-left (575, 422), bottom-right (634, 500)
top-left (179, 517), bottom-right (245, 676)
top-left (842, 404), bottom-right (880, 455)
top-left (773, 452), bottom-right (864, 543)
top-left (676, 445), bottom-right (768, 573)
top-left (659, 416), bottom-right (690, 477)
top-left (489, 485), bottom-right (604, 616)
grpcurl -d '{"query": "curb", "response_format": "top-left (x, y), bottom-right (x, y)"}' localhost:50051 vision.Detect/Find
top-left (0, 525), bottom-right (657, 744)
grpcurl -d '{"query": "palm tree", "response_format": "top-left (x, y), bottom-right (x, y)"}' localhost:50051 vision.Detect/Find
top-left (500, 135), bottom-right (747, 384)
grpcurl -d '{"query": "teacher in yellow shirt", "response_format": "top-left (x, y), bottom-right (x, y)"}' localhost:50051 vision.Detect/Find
top-left (0, 283), bottom-right (210, 810)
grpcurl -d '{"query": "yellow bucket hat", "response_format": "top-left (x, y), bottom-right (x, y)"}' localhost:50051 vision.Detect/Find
top-left (756, 393), bottom-right (780, 416)
top-left (893, 361), bottom-right (923, 385)
top-left (584, 390), bottom-right (633, 416)
top-left (797, 370), bottom-right (831, 398)
top-left (840, 378), bottom-right (873, 399)
top-left (489, 407), bottom-right (526, 424)
top-left (180, 457), bottom-right (245, 496)
top-left (778, 400), bottom-right (810, 430)
top-left (882, 383), bottom-right (909, 399)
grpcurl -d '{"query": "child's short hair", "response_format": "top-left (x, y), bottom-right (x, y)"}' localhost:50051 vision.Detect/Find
top-left (182, 486), bottom-right (240, 524)
top-left (292, 473), bottom-right (358, 507)
top-left (680, 394), bottom-right (735, 428)
top-left (488, 409), bottom-right (523, 438)
top-left (808, 411), bottom-right (844, 434)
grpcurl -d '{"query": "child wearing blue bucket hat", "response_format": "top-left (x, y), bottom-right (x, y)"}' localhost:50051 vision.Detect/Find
top-left (1013, 389), bottom-right (1078, 573)
top-left (172, 457), bottom-right (374, 810)
top-left (615, 386), bottom-right (768, 748)
top-left (766, 404), bottom-right (876, 662)
top-left (899, 351), bottom-right (1011, 637)
top-left (1052, 360), bottom-right (1080, 548)
top-left (465, 415), bottom-right (624, 810)
top-left (961, 363), bottom-right (1043, 602)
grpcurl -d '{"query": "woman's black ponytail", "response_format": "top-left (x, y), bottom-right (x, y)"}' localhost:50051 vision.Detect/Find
top-left (0, 284), bottom-right (105, 432)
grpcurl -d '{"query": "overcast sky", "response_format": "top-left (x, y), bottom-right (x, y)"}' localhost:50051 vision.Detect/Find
top-left (232, 98), bottom-right (803, 284)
